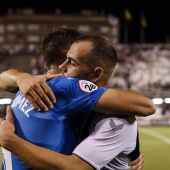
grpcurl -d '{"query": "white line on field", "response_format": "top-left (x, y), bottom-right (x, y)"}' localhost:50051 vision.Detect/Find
top-left (139, 128), bottom-right (170, 144)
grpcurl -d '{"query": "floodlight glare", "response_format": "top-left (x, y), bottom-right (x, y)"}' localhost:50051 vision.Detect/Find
top-left (152, 98), bottom-right (163, 105)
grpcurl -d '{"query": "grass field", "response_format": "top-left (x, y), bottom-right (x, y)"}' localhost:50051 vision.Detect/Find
top-left (139, 126), bottom-right (170, 170)
top-left (0, 126), bottom-right (170, 170)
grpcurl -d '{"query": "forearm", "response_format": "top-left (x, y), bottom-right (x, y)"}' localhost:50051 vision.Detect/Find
top-left (95, 89), bottom-right (156, 117)
top-left (2, 134), bottom-right (91, 170)
top-left (0, 69), bottom-right (21, 92)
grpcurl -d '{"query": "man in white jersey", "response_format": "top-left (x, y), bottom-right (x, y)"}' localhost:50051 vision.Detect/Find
top-left (0, 35), bottom-right (155, 169)
top-left (59, 36), bottom-right (141, 169)
top-left (73, 113), bottom-right (140, 169)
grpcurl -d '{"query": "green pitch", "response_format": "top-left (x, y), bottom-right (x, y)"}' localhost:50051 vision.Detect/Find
top-left (0, 127), bottom-right (170, 170)
top-left (139, 126), bottom-right (170, 170)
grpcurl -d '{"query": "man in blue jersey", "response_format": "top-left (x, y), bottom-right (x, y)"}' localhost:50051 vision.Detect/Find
top-left (0, 29), bottom-right (155, 169)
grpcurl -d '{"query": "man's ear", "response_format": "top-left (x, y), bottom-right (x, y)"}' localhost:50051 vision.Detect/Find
top-left (91, 67), bottom-right (104, 83)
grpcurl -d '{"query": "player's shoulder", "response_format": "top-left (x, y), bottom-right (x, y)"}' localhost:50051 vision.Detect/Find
top-left (48, 77), bottom-right (100, 92)
top-left (48, 76), bottom-right (80, 84)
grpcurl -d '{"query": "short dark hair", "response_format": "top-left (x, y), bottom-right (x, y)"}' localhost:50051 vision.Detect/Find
top-left (75, 35), bottom-right (117, 75)
top-left (41, 27), bottom-right (83, 67)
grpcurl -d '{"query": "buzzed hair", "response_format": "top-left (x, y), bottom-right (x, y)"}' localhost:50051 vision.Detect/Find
top-left (75, 35), bottom-right (117, 75)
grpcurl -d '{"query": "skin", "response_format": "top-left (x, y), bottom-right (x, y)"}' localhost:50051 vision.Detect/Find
top-left (0, 70), bottom-right (155, 117)
top-left (0, 40), bottom-right (154, 170)
top-left (0, 69), bottom-right (59, 111)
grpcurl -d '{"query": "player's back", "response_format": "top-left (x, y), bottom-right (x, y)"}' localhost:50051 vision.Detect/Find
top-left (2, 77), bottom-right (107, 170)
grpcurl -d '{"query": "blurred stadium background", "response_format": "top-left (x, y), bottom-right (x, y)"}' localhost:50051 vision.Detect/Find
top-left (0, 1), bottom-right (170, 169)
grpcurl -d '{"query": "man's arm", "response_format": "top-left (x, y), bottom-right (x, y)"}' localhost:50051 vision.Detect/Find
top-left (0, 69), bottom-right (59, 111)
top-left (0, 70), bottom-right (156, 116)
top-left (0, 69), bottom-right (19, 93)
top-left (0, 106), bottom-right (144, 170)
top-left (94, 89), bottom-right (156, 117)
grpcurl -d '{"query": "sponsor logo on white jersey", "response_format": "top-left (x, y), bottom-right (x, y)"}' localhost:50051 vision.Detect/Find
top-left (78, 80), bottom-right (98, 92)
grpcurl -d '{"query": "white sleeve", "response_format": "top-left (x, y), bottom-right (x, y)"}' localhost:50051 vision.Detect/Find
top-left (73, 117), bottom-right (137, 170)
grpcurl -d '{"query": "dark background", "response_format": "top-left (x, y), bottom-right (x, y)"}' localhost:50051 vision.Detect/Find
top-left (0, 0), bottom-right (169, 43)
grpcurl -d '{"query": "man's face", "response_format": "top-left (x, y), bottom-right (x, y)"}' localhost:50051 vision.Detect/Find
top-left (59, 41), bottom-right (94, 81)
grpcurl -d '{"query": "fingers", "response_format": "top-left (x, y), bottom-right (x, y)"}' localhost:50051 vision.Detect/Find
top-left (18, 74), bottom-right (59, 112)
top-left (6, 106), bottom-right (14, 125)
top-left (42, 74), bottom-right (62, 105)
top-left (129, 153), bottom-right (144, 165)
top-left (25, 93), bottom-right (42, 111)
top-left (25, 82), bottom-right (56, 112)
top-left (128, 153), bottom-right (144, 170)
top-left (0, 106), bottom-right (14, 126)
top-left (40, 81), bottom-right (56, 105)
top-left (32, 74), bottom-right (61, 111)
top-left (45, 73), bottom-right (62, 78)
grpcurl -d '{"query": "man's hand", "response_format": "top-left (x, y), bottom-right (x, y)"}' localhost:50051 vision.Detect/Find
top-left (128, 152), bottom-right (144, 170)
top-left (0, 106), bottom-right (15, 147)
top-left (16, 73), bottom-right (61, 111)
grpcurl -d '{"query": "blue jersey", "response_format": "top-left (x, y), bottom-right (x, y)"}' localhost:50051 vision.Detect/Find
top-left (2, 77), bottom-right (107, 170)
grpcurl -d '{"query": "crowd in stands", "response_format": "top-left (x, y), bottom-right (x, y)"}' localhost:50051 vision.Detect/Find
top-left (0, 44), bottom-right (45, 75)
top-left (107, 44), bottom-right (170, 91)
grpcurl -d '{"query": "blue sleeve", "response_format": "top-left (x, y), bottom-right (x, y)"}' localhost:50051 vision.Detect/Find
top-left (47, 77), bottom-right (107, 120)
top-left (13, 77), bottom-right (107, 120)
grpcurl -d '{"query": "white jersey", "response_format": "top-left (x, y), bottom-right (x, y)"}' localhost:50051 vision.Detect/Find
top-left (73, 113), bottom-right (139, 170)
